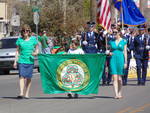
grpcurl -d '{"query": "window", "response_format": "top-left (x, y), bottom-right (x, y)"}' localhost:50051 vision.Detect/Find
top-left (0, 38), bottom-right (17, 49)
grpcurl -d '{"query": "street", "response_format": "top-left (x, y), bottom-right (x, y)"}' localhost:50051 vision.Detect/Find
top-left (0, 70), bottom-right (150, 113)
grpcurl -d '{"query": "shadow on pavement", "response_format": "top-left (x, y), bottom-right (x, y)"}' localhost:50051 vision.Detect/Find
top-left (32, 96), bottom-right (96, 100)
top-left (1, 96), bottom-right (96, 100)
top-left (94, 96), bottom-right (114, 99)
top-left (2, 97), bottom-right (21, 100)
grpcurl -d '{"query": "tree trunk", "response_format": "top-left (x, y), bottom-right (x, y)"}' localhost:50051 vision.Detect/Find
top-left (63, 0), bottom-right (67, 29)
top-left (58, 0), bottom-right (61, 7)
top-left (139, 0), bottom-right (148, 15)
top-left (90, 0), bottom-right (96, 22)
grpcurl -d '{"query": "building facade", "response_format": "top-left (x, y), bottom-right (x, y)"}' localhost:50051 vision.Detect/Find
top-left (0, 2), bottom-right (8, 38)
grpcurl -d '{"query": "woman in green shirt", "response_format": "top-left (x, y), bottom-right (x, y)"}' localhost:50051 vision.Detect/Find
top-left (13, 24), bottom-right (38, 99)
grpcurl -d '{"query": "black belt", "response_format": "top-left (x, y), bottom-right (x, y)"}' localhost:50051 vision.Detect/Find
top-left (139, 47), bottom-right (144, 50)
top-left (88, 44), bottom-right (96, 47)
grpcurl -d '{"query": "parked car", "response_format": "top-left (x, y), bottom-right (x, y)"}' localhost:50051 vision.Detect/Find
top-left (0, 36), bottom-right (39, 74)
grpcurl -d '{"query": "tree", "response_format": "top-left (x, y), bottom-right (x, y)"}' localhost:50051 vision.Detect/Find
top-left (9, 0), bottom-right (91, 36)
top-left (90, 0), bottom-right (96, 22)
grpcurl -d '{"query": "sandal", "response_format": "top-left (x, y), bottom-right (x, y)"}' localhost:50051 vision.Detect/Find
top-left (118, 96), bottom-right (123, 99)
top-left (114, 96), bottom-right (119, 99)
top-left (17, 96), bottom-right (24, 99)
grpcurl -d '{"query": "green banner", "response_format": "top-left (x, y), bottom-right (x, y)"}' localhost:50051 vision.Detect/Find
top-left (38, 54), bottom-right (106, 95)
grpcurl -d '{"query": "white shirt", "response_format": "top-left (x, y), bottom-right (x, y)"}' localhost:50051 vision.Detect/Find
top-left (68, 48), bottom-right (84, 54)
top-left (88, 31), bottom-right (94, 37)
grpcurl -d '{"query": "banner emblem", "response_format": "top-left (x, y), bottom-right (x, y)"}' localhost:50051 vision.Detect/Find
top-left (57, 59), bottom-right (90, 91)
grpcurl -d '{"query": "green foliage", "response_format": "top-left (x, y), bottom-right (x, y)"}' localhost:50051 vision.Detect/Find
top-left (18, 4), bottom-right (34, 29)
top-left (83, 0), bottom-right (90, 19)
top-left (17, 0), bottom-right (91, 37)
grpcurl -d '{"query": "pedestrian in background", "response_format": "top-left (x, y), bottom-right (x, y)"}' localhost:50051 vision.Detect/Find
top-left (109, 29), bottom-right (127, 99)
top-left (68, 41), bottom-right (84, 54)
top-left (13, 24), bottom-right (38, 99)
top-left (38, 30), bottom-right (51, 54)
top-left (67, 41), bottom-right (84, 98)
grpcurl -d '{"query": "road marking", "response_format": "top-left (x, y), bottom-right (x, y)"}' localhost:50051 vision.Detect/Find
top-left (129, 103), bottom-right (150, 113)
top-left (117, 107), bottom-right (133, 113)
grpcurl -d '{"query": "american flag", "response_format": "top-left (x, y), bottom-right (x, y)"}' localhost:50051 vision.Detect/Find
top-left (97, 0), bottom-right (111, 31)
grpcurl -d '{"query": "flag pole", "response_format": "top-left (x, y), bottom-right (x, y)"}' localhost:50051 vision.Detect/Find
top-left (121, 0), bottom-right (124, 30)
top-left (105, 33), bottom-right (108, 51)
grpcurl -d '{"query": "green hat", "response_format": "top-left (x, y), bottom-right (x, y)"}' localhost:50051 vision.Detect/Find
top-left (53, 46), bottom-right (61, 49)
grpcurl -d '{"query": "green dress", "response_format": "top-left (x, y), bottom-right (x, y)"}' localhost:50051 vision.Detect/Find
top-left (109, 39), bottom-right (127, 75)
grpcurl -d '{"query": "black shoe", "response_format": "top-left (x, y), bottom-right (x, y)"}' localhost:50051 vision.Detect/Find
top-left (17, 96), bottom-right (23, 99)
top-left (137, 81), bottom-right (141, 85)
top-left (123, 82), bottom-right (127, 86)
top-left (74, 94), bottom-right (79, 98)
top-left (141, 82), bottom-right (145, 86)
top-left (107, 81), bottom-right (110, 86)
top-left (102, 82), bottom-right (106, 86)
top-left (67, 94), bottom-right (72, 99)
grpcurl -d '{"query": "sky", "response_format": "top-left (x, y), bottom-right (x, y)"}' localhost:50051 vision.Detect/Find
top-left (133, 0), bottom-right (139, 2)
top-left (133, 0), bottom-right (150, 8)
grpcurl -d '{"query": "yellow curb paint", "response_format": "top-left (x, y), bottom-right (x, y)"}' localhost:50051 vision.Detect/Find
top-left (128, 59), bottom-right (150, 79)
top-left (129, 103), bottom-right (150, 113)
top-left (128, 67), bottom-right (150, 79)
top-left (117, 107), bottom-right (133, 113)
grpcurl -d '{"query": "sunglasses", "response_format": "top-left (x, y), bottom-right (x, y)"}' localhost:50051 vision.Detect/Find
top-left (21, 29), bottom-right (30, 33)
top-left (113, 31), bottom-right (118, 34)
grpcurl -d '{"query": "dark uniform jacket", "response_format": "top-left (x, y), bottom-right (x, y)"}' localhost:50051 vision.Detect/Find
top-left (81, 31), bottom-right (98, 53)
top-left (133, 34), bottom-right (150, 59)
top-left (123, 34), bottom-right (134, 59)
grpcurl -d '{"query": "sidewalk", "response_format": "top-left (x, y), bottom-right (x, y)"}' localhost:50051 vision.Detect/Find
top-left (128, 59), bottom-right (150, 78)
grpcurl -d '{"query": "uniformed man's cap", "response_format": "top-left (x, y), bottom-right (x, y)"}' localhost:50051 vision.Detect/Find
top-left (139, 28), bottom-right (145, 30)
top-left (98, 26), bottom-right (104, 31)
top-left (124, 25), bottom-right (128, 30)
top-left (87, 21), bottom-right (95, 27)
top-left (138, 25), bottom-right (146, 30)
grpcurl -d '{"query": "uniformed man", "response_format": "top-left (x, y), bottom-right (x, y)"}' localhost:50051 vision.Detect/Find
top-left (147, 27), bottom-right (150, 55)
top-left (122, 28), bottom-right (135, 85)
top-left (97, 25), bottom-right (115, 85)
top-left (96, 27), bottom-right (107, 85)
top-left (133, 26), bottom-right (150, 85)
top-left (81, 21), bottom-right (98, 53)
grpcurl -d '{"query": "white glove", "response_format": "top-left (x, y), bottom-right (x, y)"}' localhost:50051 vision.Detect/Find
top-left (103, 31), bottom-right (108, 35)
top-left (121, 30), bottom-right (125, 35)
top-left (146, 45), bottom-right (150, 50)
top-left (105, 50), bottom-right (110, 55)
top-left (82, 41), bottom-right (88, 45)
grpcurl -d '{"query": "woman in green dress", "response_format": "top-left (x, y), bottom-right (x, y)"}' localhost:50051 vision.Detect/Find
top-left (109, 30), bottom-right (127, 99)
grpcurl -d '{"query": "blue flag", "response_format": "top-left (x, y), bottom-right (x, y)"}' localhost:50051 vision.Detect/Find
top-left (113, 0), bottom-right (146, 26)
top-left (113, 0), bottom-right (122, 10)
